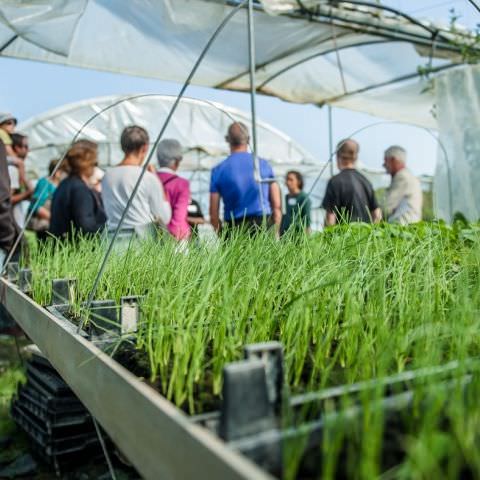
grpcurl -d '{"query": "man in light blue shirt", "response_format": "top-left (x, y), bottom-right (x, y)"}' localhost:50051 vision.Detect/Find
top-left (209, 122), bottom-right (281, 235)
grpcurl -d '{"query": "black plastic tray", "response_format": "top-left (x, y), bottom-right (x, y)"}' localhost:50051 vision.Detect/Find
top-left (11, 403), bottom-right (96, 452)
top-left (20, 381), bottom-right (86, 414)
top-left (23, 375), bottom-right (84, 413)
top-left (29, 351), bottom-right (57, 372)
top-left (17, 387), bottom-right (93, 431)
top-left (25, 363), bottom-right (73, 397)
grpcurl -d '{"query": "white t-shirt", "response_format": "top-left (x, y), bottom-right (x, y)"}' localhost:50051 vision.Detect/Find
top-left (8, 165), bottom-right (26, 228)
top-left (102, 165), bottom-right (171, 235)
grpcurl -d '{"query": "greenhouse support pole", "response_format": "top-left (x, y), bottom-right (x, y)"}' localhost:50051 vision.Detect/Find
top-left (467, 0), bottom-right (480, 14)
top-left (328, 105), bottom-right (334, 177)
top-left (79, 1), bottom-right (248, 328)
top-left (247, 0), bottom-right (266, 219)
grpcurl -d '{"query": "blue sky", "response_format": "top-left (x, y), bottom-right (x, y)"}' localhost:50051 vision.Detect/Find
top-left (1, 0), bottom-right (478, 176)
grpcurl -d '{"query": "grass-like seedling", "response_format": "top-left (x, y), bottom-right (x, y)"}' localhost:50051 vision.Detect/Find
top-left (24, 222), bottom-right (480, 477)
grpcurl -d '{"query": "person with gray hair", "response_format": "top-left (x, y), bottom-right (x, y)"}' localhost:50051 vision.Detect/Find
top-left (383, 145), bottom-right (422, 224)
top-left (157, 139), bottom-right (192, 240)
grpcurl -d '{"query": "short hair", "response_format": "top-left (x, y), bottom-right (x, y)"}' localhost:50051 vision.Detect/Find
top-left (120, 126), bottom-right (149, 155)
top-left (156, 139), bottom-right (183, 168)
top-left (11, 133), bottom-right (27, 150)
top-left (66, 143), bottom-right (97, 176)
top-left (385, 145), bottom-right (407, 164)
top-left (286, 170), bottom-right (304, 190)
top-left (226, 122), bottom-right (249, 147)
top-left (337, 138), bottom-right (359, 156)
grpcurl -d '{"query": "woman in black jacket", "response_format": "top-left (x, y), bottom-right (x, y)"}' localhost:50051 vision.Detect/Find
top-left (49, 141), bottom-right (106, 238)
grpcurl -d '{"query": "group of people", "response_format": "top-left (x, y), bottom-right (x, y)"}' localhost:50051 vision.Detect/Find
top-left (0, 111), bottom-right (423, 259)
top-left (322, 139), bottom-right (422, 226)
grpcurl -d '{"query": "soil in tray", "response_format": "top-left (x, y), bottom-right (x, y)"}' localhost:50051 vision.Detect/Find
top-left (110, 336), bottom-right (344, 415)
top-left (112, 343), bottom-right (221, 414)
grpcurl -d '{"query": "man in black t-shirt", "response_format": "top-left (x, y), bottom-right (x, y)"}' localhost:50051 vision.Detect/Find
top-left (322, 139), bottom-right (382, 226)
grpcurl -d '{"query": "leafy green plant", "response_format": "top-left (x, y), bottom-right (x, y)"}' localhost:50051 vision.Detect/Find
top-left (23, 222), bottom-right (480, 477)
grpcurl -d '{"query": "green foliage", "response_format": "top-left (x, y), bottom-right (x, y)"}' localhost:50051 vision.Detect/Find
top-left (25, 223), bottom-right (480, 477)
top-left (418, 8), bottom-right (480, 99)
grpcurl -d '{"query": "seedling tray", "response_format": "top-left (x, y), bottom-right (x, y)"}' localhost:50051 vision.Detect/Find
top-left (26, 363), bottom-right (72, 397)
top-left (18, 380), bottom-right (85, 415)
top-left (17, 385), bottom-right (93, 430)
top-left (0, 277), bottom-right (269, 480)
top-left (11, 403), bottom-right (97, 455)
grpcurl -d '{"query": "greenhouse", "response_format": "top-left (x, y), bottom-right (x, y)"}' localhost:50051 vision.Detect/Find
top-left (1, 1), bottom-right (480, 479)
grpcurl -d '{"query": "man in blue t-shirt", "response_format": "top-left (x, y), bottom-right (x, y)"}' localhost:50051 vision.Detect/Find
top-left (209, 122), bottom-right (281, 235)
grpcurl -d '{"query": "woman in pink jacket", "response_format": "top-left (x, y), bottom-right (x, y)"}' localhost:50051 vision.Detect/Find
top-left (156, 139), bottom-right (191, 241)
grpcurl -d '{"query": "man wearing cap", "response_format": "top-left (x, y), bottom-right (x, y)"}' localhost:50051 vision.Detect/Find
top-left (0, 112), bottom-right (17, 157)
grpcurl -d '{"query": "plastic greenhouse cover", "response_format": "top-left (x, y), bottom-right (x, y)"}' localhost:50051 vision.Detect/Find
top-left (434, 65), bottom-right (480, 223)
top-left (18, 94), bottom-right (319, 177)
top-left (259, 0), bottom-right (327, 14)
top-left (0, 0), bottom-right (467, 128)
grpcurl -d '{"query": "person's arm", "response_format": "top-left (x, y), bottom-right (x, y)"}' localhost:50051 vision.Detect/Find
top-left (209, 193), bottom-right (221, 233)
top-left (10, 163), bottom-right (33, 204)
top-left (269, 181), bottom-right (282, 234)
top-left (302, 195), bottom-right (312, 234)
top-left (35, 206), bottom-right (51, 221)
top-left (187, 217), bottom-right (205, 226)
top-left (322, 180), bottom-right (337, 227)
top-left (372, 208), bottom-right (382, 224)
top-left (209, 168), bottom-right (221, 234)
top-left (325, 211), bottom-right (337, 226)
top-left (149, 174), bottom-right (172, 226)
top-left (368, 183), bottom-right (382, 224)
top-left (188, 202), bottom-right (205, 226)
top-left (71, 185), bottom-right (103, 234)
top-left (11, 189), bottom-right (32, 205)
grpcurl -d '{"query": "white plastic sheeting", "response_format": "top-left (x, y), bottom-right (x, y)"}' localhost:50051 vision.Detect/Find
top-left (434, 65), bottom-right (480, 222)
top-left (0, 0), bottom-right (465, 128)
top-left (260, 0), bottom-right (325, 14)
top-left (18, 94), bottom-right (318, 176)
